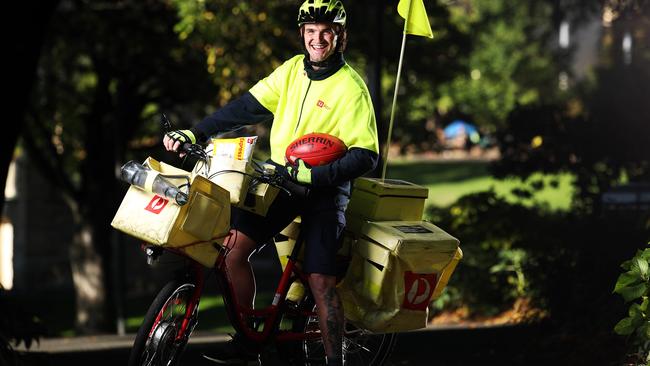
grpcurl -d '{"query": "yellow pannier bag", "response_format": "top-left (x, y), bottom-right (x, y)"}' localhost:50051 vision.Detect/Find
top-left (338, 220), bottom-right (461, 333)
top-left (111, 157), bottom-right (231, 267)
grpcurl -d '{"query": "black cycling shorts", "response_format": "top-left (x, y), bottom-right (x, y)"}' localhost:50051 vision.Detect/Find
top-left (230, 186), bottom-right (348, 276)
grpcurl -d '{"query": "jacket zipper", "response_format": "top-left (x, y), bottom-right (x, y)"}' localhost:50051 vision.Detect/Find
top-left (294, 79), bottom-right (312, 134)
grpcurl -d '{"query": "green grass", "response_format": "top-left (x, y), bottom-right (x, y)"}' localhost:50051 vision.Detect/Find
top-left (125, 292), bottom-right (275, 334)
top-left (385, 160), bottom-right (574, 210)
top-left (125, 295), bottom-right (234, 333)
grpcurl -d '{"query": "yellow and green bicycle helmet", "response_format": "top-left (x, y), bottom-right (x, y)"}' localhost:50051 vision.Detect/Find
top-left (297, 0), bottom-right (347, 28)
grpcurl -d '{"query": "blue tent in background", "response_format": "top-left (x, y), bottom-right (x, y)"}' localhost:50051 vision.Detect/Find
top-left (443, 120), bottom-right (480, 144)
top-left (443, 120), bottom-right (477, 138)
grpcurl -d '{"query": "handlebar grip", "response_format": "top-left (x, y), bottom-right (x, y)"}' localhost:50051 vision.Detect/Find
top-left (179, 142), bottom-right (207, 159)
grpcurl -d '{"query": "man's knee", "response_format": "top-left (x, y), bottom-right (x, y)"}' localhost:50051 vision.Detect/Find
top-left (224, 230), bottom-right (257, 264)
top-left (308, 273), bottom-right (337, 297)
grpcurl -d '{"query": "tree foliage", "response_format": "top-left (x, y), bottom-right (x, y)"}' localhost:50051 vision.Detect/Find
top-left (492, 3), bottom-right (650, 213)
top-left (613, 244), bottom-right (650, 364)
top-left (171, 0), bottom-right (298, 107)
top-left (424, 4), bottom-right (650, 362)
top-left (435, 1), bottom-right (559, 131)
top-left (378, 0), bottom-right (565, 152)
top-left (2, 0), bottom-right (60, 215)
top-left (0, 290), bottom-right (46, 366)
top-left (24, 0), bottom-right (217, 332)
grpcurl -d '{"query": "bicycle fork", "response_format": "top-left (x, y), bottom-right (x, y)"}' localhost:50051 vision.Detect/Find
top-left (177, 261), bottom-right (205, 341)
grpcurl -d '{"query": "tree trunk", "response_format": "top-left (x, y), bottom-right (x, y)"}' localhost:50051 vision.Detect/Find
top-left (22, 114), bottom-right (113, 333)
top-left (2, 0), bottom-right (60, 214)
top-left (68, 212), bottom-right (107, 332)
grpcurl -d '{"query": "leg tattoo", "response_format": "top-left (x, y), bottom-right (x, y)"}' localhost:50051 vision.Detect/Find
top-left (323, 286), bottom-right (344, 360)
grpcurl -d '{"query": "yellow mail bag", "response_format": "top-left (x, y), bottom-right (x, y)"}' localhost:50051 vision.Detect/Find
top-left (111, 157), bottom-right (231, 267)
top-left (338, 220), bottom-right (461, 333)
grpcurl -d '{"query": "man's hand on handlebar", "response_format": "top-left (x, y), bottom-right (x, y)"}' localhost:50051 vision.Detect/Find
top-left (163, 129), bottom-right (197, 155)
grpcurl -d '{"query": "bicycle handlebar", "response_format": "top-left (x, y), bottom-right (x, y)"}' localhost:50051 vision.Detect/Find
top-left (177, 142), bottom-right (310, 199)
top-left (257, 169), bottom-right (310, 199)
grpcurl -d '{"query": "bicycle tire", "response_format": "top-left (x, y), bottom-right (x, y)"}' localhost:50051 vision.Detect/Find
top-left (289, 298), bottom-right (397, 366)
top-left (127, 280), bottom-right (199, 366)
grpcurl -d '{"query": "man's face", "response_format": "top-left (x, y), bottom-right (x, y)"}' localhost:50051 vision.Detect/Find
top-left (303, 23), bottom-right (338, 63)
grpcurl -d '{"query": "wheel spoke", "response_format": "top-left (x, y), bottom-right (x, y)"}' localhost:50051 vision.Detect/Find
top-left (346, 337), bottom-right (372, 353)
top-left (302, 314), bottom-right (395, 366)
top-left (142, 348), bottom-right (157, 366)
top-left (129, 282), bottom-right (198, 366)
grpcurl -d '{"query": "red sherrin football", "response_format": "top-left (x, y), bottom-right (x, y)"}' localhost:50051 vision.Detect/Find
top-left (285, 133), bottom-right (347, 167)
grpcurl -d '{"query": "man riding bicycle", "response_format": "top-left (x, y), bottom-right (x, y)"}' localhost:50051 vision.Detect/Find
top-left (163, 1), bottom-right (379, 365)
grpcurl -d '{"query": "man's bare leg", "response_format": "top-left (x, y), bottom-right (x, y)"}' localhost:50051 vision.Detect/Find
top-left (223, 229), bottom-right (258, 308)
top-left (309, 273), bottom-right (344, 365)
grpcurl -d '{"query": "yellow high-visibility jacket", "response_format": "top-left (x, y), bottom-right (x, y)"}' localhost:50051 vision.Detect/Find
top-left (195, 54), bottom-right (379, 188)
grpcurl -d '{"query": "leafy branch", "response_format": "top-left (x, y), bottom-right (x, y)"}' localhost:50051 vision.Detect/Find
top-left (613, 243), bottom-right (650, 365)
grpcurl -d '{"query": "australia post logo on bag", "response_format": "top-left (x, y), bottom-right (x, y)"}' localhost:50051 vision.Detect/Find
top-left (402, 271), bottom-right (438, 311)
top-left (145, 195), bottom-right (169, 214)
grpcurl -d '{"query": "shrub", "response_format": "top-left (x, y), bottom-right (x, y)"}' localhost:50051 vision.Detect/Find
top-left (0, 290), bottom-right (46, 366)
top-left (427, 190), bottom-right (564, 316)
top-left (613, 243), bottom-right (650, 365)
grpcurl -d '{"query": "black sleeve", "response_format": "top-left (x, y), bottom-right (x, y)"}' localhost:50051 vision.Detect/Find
top-left (310, 147), bottom-right (379, 187)
top-left (190, 92), bottom-right (274, 143)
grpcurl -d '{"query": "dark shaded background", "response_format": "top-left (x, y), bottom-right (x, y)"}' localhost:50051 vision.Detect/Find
top-left (2, 0), bottom-right (649, 365)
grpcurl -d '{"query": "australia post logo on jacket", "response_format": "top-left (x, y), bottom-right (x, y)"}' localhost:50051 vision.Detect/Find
top-left (316, 99), bottom-right (331, 110)
top-left (145, 195), bottom-right (168, 214)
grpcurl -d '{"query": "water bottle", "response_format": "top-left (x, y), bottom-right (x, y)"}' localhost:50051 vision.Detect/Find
top-left (120, 161), bottom-right (188, 205)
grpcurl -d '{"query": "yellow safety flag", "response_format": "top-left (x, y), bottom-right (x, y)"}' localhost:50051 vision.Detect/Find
top-left (397, 0), bottom-right (433, 38)
top-left (383, 0), bottom-right (433, 179)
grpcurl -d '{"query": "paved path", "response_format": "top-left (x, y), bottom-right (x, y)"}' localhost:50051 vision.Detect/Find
top-left (13, 327), bottom-right (553, 366)
top-left (15, 324), bottom-right (623, 366)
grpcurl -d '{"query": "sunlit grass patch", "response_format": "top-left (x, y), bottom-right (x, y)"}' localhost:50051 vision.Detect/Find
top-left (385, 160), bottom-right (574, 211)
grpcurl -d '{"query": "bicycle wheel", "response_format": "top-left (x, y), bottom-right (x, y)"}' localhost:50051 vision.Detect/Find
top-left (292, 300), bottom-right (397, 366)
top-left (128, 280), bottom-right (199, 366)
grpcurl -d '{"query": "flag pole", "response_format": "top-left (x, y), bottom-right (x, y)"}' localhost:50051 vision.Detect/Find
top-left (381, 30), bottom-right (408, 180)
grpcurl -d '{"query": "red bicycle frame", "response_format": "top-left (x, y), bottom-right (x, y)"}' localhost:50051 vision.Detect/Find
top-left (166, 231), bottom-right (321, 347)
top-left (215, 232), bottom-right (321, 345)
